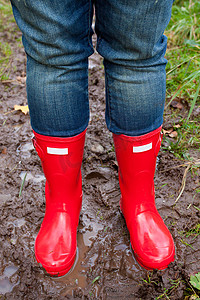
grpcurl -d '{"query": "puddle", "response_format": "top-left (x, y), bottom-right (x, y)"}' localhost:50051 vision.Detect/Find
top-left (17, 142), bottom-right (34, 158)
top-left (53, 233), bottom-right (88, 296)
top-left (82, 222), bottom-right (104, 247)
top-left (114, 243), bottom-right (128, 251)
top-left (12, 218), bottom-right (26, 227)
top-left (7, 218), bottom-right (26, 237)
top-left (20, 142), bottom-right (34, 152)
top-left (20, 171), bottom-right (45, 183)
top-left (0, 265), bottom-right (19, 295)
top-left (52, 215), bottom-right (105, 296)
top-left (3, 266), bottom-right (18, 278)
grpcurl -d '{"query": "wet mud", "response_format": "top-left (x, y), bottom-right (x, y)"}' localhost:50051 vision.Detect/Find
top-left (0, 31), bottom-right (200, 299)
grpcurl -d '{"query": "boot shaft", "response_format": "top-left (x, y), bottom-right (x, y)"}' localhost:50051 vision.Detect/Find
top-left (32, 129), bottom-right (86, 208)
top-left (113, 126), bottom-right (162, 210)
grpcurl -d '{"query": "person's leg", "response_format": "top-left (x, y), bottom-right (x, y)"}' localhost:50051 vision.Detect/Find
top-left (94, 0), bottom-right (175, 269)
top-left (11, 0), bottom-right (94, 276)
top-left (95, 0), bottom-right (173, 136)
top-left (11, 0), bottom-right (94, 137)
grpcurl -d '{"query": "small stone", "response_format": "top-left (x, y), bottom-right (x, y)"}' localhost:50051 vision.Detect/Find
top-left (91, 143), bottom-right (104, 154)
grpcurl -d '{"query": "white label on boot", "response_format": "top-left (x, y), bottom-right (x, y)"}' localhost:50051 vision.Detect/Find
top-left (133, 142), bottom-right (152, 153)
top-left (47, 147), bottom-right (68, 155)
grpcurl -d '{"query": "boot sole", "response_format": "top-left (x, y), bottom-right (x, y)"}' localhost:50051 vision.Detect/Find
top-left (35, 251), bottom-right (77, 277)
top-left (133, 247), bottom-right (175, 271)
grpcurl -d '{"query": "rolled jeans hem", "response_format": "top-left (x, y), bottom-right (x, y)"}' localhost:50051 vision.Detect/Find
top-left (31, 123), bottom-right (89, 138)
top-left (106, 122), bottom-right (163, 137)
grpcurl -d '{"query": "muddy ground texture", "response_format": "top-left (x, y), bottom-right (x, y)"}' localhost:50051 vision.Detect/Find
top-left (0, 29), bottom-right (200, 300)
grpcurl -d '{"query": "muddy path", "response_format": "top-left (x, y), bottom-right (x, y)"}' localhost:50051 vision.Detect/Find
top-left (0, 30), bottom-right (200, 299)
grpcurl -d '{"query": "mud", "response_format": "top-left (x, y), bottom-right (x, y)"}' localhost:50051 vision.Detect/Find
top-left (0, 26), bottom-right (200, 299)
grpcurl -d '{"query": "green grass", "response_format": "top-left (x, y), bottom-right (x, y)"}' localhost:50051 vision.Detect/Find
top-left (162, 120), bottom-right (200, 159)
top-left (155, 279), bottom-right (182, 300)
top-left (0, 0), bottom-right (16, 32)
top-left (184, 272), bottom-right (200, 299)
top-left (156, 3), bottom-right (200, 296)
top-left (180, 223), bottom-right (200, 241)
top-left (166, 0), bottom-right (200, 44)
top-left (0, 41), bottom-right (12, 80)
top-left (0, 0), bottom-right (19, 81)
top-left (165, 0), bottom-right (200, 118)
top-left (163, 0), bottom-right (200, 163)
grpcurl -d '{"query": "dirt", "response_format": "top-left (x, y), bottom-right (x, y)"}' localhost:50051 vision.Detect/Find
top-left (0, 28), bottom-right (200, 300)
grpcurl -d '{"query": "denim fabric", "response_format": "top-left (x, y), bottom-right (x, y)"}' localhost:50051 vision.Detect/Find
top-left (11, 0), bottom-right (173, 137)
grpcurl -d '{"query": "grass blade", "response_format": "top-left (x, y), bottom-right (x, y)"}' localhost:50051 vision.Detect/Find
top-left (186, 77), bottom-right (200, 122)
top-left (166, 55), bottom-right (197, 76)
top-left (19, 172), bottom-right (27, 197)
top-left (92, 276), bottom-right (100, 284)
top-left (166, 71), bottom-right (200, 108)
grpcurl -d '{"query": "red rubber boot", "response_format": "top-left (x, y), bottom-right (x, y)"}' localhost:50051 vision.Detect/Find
top-left (32, 129), bottom-right (86, 276)
top-left (113, 126), bottom-right (175, 270)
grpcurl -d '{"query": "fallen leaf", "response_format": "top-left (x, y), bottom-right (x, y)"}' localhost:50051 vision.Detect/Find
top-left (190, 272), bottom-right (200, 291)
top-left (1, 147), bottom-right (7, 154)
top-left (163, 128), bottom-right (173, 135)
top-left (174, 124), bottom-right (181, 129)
top-left (14, 105), bottom-right (29, 115)
top-left (16, 76), bottom-right (26, 84)
top-left (169, 131), bottom-right (178, 138)
top-left (170, 98), bottom-right (184, 110)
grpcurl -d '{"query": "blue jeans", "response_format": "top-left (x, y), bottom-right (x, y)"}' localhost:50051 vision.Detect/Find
top-left (11, 0), bottom-right (173, 137)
